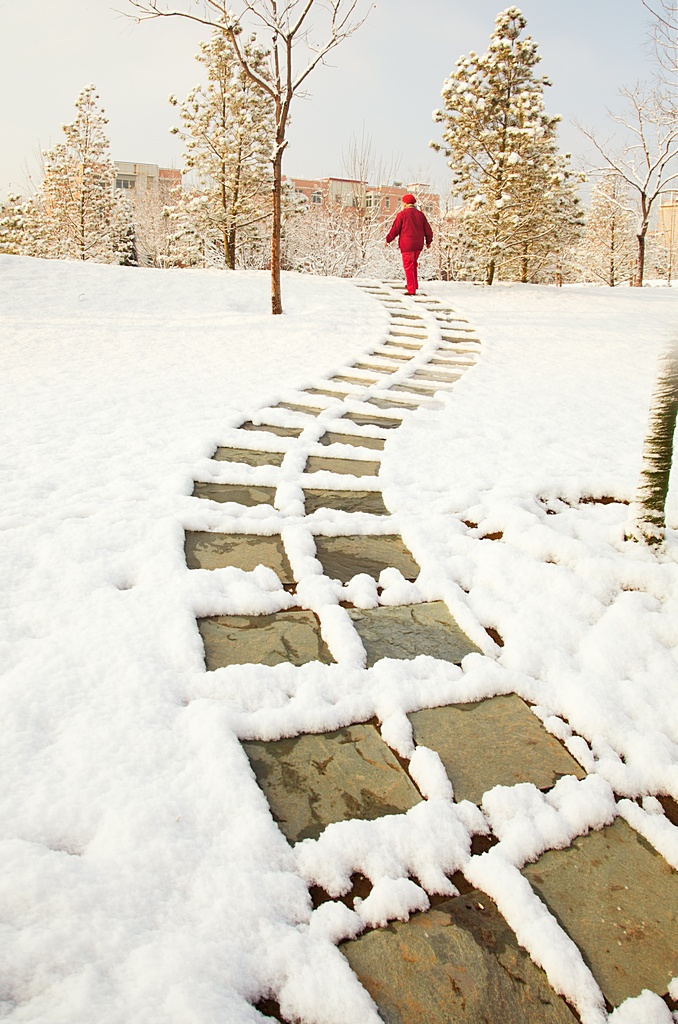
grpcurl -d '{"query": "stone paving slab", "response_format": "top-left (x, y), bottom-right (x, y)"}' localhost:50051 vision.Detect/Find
top-left (211, 447), bottom-right (285, 468)
top-left (331, 374), bottom-right (378, 385)
top-left (348, 601), bottom-right (481, 668)
top-left (314, 534), bottom-right (420, 584)
top-left (383, 340), bottom-right (422, 350)
top-left (191, 482), bottom-right (277, 507)
top-left (318, 431), bottom-right (385, 451)
top-left (342, 892), bottom-right (578, 1024)
top-left (524, 818), bottom-right (678, 1006)
top-left (239, 421), bottom-right (303, 438)
top-left (303, 489), bottom-right (389, 516)
top-left (390, 382), bottom-right (439, 396)
top-left (242, 723), bottom-right (421, 843)
top-left (272, 401), bottom-right (323, 416)
top-left (198, 609), bottom-right (333, 669)
top-left (352, 361), bottom-right (399, 374)
top-left (341, 411), bottom-right (401, 429)
top-left (409, 694), bottom-right (585, 805)
top-left (412, 368), bottom-right (462, 383)
top-left (304, 455), bottom-right (380, 478)
top-left (304, 387), bottom-right (350, 400)
top-left (372, 349), bottom-right (411, 362)
top-left (185, 531), bottom-right (293, 582)
top-left (367, 396), bottom-right (420, 410)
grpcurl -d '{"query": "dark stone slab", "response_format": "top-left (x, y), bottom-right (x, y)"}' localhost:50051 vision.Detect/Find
top-left (243, 723), bottom-right (421, 843)
top-left (341, 411), bottom-right (401, 429)
top-left (211, 447), bottom-right (285, 468)
top-left (409, 694), bottom-right (585, 805)
top-left (191, 482), bottom-right (276, 507)
top-left (315, 534), bottom-right (419, 584)
top-left (185, 532), bottom-right (293, 582)
top-left (342, 892), bottom-right (579, 1024)
top-left (198, 609), bottom-right (333, 669)
top-left (304, 455), bottom-right (380, 478)
top-left (239, 422), bottom-right (303, 439)
top-left (303, 489), bottom-right (389, 516)
top-left (348, 602), bottom-right (481, 668)
top-left (318, 431), bottom-right (385, 451)
top-left (524, 818), bottom-right (678, 1006)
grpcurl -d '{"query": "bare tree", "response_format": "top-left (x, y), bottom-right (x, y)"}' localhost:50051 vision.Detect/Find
top-left (128, 0), bottom-right (371, 313)
top-left (578, 84), bottom-right (678, 286)
top-left (627, 343), bottom-right (678, 545)
top-left (643, 0), bottom-right (678, 93)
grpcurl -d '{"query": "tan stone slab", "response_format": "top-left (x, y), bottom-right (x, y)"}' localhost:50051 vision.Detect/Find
top-left (331, 374), bottom-right (378, 385)
top-left (348, 602), bottom-right (481, 668)
top-left (305, 455), bottom-right (380, 478)
top-left (303, 489), bottom-right (389, 516)
top-left (239, 421), bottom-right (303, 438)
top-left (198, 609), bottom-right (333, 670)
top-left (304, 387), bottom-right (349, 400)
top-left (341, 410), bottom-right (401, 429)
top-left (318, 431), bottom-right (385, 451)
top-left (185, 531), bottom-right (293, 582)
top-left (243, 723), bottom-right (421, 843)
top-left (524, 818), bottom-right (678, 1006)
top-left (352, 361), bottom-right (399, 374)
top-left (413, 368), bottom-right (462, 383)
top-left (315, 535), bottom-right (420, 584)
top-left (191, 482), bottom-right (276, 507)
top-left (367, 396), bottom-right (420, 410)
top-left (211, 447), bottom-right (285, 468)
top-left (271, 401), bottom-right (323, 416)
top-left (383, 340), bottom-right (422, 351)
top-left (391, 382), bottom-right (438, 396)
top-left (409, 695), bottom-right (585, 805)
top-left (390, 312), bottom-right (425, 322)
top-left (342, 892), bottom-right (578, 1024)
top-left (390, 329), bottom-right (427, 339)
top-left (372, 349), bottom-right (411, 361)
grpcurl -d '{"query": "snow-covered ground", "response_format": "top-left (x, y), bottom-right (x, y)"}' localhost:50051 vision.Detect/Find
top-left (0, 255), bottom-right (677, 1024)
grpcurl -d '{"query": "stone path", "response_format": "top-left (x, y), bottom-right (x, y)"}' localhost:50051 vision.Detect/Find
top-left (187, 280), bottom-right (678, 1022)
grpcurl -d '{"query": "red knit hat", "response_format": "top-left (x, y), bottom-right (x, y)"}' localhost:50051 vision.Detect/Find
top-left (402, 193), bottom-right (417, 204)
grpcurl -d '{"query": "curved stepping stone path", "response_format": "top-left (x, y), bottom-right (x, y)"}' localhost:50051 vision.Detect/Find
top-left (185, 281), bottom-right (678, 1021)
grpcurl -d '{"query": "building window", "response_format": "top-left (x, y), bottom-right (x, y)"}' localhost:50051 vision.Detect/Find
top-left (311, 190), bottom-right (322, 205)
top-left (385, 196), bottom-right (390, 210)
top-left (116, 177), bottom-right (135, 189)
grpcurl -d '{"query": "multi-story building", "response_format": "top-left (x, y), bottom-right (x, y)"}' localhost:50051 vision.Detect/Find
top-left (288, 176), bottom-right (440, 221)
top-left (114, 162), bottom-right (182, 197)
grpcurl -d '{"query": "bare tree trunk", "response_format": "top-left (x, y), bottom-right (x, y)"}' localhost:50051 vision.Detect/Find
top-left (271, 146), bottom-right (284, 315)
top-left (627, 343), bottom-right (678, 544)
top-left (635, 230), bottom-right (647, 286)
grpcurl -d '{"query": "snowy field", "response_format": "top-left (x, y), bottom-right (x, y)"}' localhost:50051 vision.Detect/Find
top-left (0, 254), bottom-right (677, 1024)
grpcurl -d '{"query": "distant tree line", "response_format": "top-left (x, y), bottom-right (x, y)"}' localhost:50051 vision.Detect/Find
top-left (2, 5), bottom-right (676, 289)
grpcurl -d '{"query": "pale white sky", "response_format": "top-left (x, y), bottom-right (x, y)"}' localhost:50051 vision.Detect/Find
top-left (0, 0), bottom-right (657, 199)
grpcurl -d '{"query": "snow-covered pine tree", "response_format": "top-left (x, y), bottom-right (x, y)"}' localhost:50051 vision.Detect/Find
top-left (576, 172), bottom-right (636, 286)
top-left (432, 7), bottom-right (581, 284)
top-left (169, 24), bottom-right (274, 270)
top-left (33, 85), bottom-right (133, 263)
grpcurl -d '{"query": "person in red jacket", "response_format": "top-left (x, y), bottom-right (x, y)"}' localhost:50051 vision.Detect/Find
top-left (385, 193), bottom-right (433, 295)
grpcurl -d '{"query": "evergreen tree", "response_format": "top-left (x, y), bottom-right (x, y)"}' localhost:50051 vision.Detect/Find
top-left (576, 173), bottom-right (636, 286)
top-left (169, 24), bottom-right (274, 270)
top-left (432, 6), bottom-right (581, 284)
top-left (33, 85), bottom-right (133, 263)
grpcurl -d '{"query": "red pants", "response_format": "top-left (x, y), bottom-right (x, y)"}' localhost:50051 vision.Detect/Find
top-left (401, 250), bottom-right (422, 294)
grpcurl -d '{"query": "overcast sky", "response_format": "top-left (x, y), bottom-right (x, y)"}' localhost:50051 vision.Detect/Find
top-left (0, 0), bottom-right (657, 199)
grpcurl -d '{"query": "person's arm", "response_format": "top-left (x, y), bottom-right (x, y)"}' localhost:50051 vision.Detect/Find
top-left (385, 212), bottom-right (402, 245)
top-left (423, 213), bottom-right (433, 248)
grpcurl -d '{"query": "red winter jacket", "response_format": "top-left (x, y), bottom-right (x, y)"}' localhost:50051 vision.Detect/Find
top-left (385, 206), bottom-right (433, 252)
